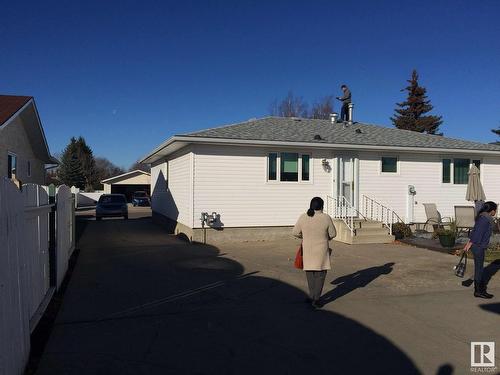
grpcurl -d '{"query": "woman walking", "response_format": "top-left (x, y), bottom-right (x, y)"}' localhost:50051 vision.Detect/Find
top-left (464, 201), bottom-right (497, 299)
top-left (293, 197), bottom-right (336, 309)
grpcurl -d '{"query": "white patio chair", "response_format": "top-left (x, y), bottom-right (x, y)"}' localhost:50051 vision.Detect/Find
top-left (454, 205), bottom-right (475, 235)
top-left (423, 203), bottom-right (452, 231)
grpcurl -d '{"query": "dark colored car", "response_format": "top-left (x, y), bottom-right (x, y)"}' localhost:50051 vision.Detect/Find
top-left (96, 194), bottom-right (128, 220)
top-left (132, 191), bottom-right (151, 207)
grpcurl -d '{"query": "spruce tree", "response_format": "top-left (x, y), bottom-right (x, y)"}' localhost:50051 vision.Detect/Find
top-left (492, 127), bottom-right (500, 145)
top-left (75, 136), bottom-right (97, 191)
top-left (391, 70), bottom-right (443, 134)
top-left (58, 137), bottom-right (86, 189)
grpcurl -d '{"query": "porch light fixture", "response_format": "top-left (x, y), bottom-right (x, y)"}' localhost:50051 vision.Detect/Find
top-left (322, 158), bottom-right (331, 172)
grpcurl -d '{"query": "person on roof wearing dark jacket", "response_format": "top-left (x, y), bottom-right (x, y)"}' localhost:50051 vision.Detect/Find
top-left (336, 84), bottom-right (351, 122)
top-left (463, 201), bottom-right (497, 299)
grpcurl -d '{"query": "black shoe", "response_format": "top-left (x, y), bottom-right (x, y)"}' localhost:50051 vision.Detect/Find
top-left (304, 297), bottom-right (313, 303)
top-left (480, 283), bottom-right (494, 299)
top-left (474, 290), bottom-right (492, 298)
top-left (474, 283), bottom-right (492, 299)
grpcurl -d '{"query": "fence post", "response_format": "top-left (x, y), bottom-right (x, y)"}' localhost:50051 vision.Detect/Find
top-left (48, 184), bottom-right (57, 287)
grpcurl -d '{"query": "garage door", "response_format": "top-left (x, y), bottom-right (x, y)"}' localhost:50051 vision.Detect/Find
top-left (111, 184), bottom-right (150, 202)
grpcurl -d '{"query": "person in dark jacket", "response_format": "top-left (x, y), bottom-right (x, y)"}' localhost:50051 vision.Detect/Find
top-left (464, 201), bottom-right (497, 298)
top-left (336, 84), bottom-right (351, 122)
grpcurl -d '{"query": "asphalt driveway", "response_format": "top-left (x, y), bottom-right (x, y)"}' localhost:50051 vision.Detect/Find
top-left (35, 209), bottom-right (500, 374)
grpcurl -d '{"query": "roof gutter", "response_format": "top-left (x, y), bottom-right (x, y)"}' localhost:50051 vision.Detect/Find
top-left (140, 135), bottom-right (500, 163)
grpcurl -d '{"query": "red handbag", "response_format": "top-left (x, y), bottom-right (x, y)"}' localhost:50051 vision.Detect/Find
top-left (294, 243), bottom-right (303, 269)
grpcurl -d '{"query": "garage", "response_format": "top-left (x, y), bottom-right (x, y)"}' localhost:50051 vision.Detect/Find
top-left (101, 170), bottom-right (151, 202)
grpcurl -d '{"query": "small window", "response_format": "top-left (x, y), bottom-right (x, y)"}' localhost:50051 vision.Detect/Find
top-left (442, 159), bottom-right (451, 183)
top-left (473, 159), bottom-right (481, 170)
top-left (381, 157), bottom-right (398, 173)
top-left (7, 153), bottom-right (17, 179)
top-left (454, 158), bottom-right (469, 184)
top-left (280, 153), bottom-right (298, 181)
top-left (27, 161), bottom-right (31, 177)
top-left (301, 155), bottom-right (310, 181)
top-left (268, 153), bottom-right (277, 181)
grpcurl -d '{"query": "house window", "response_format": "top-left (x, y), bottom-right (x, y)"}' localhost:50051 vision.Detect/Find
top-left (268, 153), bottom-right (277, 181)
top-left (280, 153), bottom-right (299, 181)
top-left (27, 161), bottom-right (31, 177)
top-left (267, 152), bottom-right (310, 182)
top-left (7, 153), bottom-right (17, 179)
top-left (302, 155), bottom-right (310, 181)
top-left (454, 158), bottom-right (470, 184)
top-left (381, 157), bottom-right (398, 173)
top-left (442, 159), bottom-right (451, 183)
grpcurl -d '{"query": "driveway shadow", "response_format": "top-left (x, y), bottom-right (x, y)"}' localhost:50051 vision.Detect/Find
top-left (321, 262), bottom-right (395, 305)
top-left (35, 219), bottom-right (419, 374)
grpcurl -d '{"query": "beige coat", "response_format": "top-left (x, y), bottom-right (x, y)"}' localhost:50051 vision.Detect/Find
top-left (292, 210), bottom-right (336, 271)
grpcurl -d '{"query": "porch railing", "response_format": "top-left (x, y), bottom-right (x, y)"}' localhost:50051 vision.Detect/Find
top-left (361, 195), bottom-right (402, 235)
top-left (327, 195), bottom-right (355, 237)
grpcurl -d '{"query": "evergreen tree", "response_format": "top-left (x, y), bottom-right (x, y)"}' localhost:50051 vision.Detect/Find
top-left (58, 137), bottom-right (86, 189)
top-left (492, 127), bottom-right (500, 145)
top-left (74, 136), bottom-right (97, 191)
top-left (391, 70), bottom-right (443, 134)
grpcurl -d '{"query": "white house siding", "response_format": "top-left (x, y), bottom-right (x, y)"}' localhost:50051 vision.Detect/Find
top-left (357, 151), bottom-right (500, 223)
top-left (0, 116), bottom-right (46, 184)
top-left (151, 147), bottom-right (193, 227)
top-left (481, 156), bottom-right (500, 205)
top-left (192, 144), bottom-right (332, 228)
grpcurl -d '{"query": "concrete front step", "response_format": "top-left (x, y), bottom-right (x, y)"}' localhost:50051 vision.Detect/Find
top-left (355, 227), bottom-right (392, 236)
top-left (350, 234), bottom-right (395, 244)
top-left (332, 219), bottom-right (395, 244)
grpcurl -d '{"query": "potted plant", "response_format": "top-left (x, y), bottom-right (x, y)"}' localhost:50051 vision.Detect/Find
top-left (392, 222), bottom-right (412, 240)
top-left (434, 221), bottom-right (457, 248)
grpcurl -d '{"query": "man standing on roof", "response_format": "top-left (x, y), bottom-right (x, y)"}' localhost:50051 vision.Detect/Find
top-left (336, 84), bottom-right (351, 122)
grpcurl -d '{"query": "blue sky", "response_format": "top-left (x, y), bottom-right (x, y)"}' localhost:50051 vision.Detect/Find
top-left (1, 0), bottom-right (499, 168)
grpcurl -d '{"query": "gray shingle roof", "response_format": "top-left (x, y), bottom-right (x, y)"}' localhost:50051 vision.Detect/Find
top-left (182, 117), bottom-right (500, 152)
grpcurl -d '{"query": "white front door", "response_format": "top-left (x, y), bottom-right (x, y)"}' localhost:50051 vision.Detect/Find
top-left (336, 156), bottom-right (359, 216)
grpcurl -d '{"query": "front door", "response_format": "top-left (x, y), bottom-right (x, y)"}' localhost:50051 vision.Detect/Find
top-left (336, 156), bottom-right (359, 216)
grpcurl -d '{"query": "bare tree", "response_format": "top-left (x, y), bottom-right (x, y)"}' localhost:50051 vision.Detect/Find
top-left (269, 91), bottom-right (308, 118)
top-left (129, 161), bottom-right (151, 173)
top-left (310, 96), bottom-right (335, 119)
top-left (93, 157), bottom-right (125, 190)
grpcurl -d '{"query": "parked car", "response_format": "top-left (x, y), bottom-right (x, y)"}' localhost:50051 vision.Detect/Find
top-left (132, 191), bottom-right (151, 207)
top-left (96, 194), bottom-right (128, 220)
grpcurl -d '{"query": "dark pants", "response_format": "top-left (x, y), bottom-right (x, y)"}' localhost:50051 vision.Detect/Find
top-left (340, 103), bottom-right (349, 121)
top-left (471, 245), bottom-right (485, 283)
top-left (306, 270), bottom-right (327, 301)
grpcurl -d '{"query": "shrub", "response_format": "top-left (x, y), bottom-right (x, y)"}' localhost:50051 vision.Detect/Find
top-left (393, 222), bottom-right (412, 239)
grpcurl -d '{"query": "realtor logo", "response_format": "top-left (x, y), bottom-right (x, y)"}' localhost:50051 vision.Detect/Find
top-left (471, 342), bottom-right (495, 368)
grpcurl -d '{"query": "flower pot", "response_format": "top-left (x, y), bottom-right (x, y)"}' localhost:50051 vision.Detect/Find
top-left (438, 234), bottom-right (456, 248)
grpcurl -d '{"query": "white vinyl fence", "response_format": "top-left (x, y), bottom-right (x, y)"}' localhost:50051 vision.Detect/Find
top-left (0, 179), bottom-right (75, 375)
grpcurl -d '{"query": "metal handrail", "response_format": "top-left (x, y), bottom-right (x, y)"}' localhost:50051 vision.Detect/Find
top-left (361, 195), bottom-right (402, 235)
top-left (327, 195), bottom-right (355, 237)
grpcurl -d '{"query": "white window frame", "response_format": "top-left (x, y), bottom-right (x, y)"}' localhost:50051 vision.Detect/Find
top-left (440, 158), bottom-right (482, 185)
top-left (380, 156), bottom-right (399, 175)
top-left (266, 152), bottom-right (312, 184)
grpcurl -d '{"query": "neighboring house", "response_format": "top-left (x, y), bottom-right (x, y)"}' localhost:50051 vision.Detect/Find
top-left (141, 117), bottom-right (500, 244)
top-left (101, 170), bottom-right (151, 201)
top-left (0, 95), bottom-right (57, 185)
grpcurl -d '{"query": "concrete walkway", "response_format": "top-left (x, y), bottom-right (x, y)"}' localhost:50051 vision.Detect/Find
top-left (36, 209), bottom-right (500, 374)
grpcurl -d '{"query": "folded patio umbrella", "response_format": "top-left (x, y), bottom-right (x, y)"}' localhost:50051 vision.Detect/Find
top-left (466, 165), bottom-right (486, 202)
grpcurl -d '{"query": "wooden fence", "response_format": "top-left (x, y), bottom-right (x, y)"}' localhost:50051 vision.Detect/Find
top-left (0, 179), bottom-right (75, 375)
